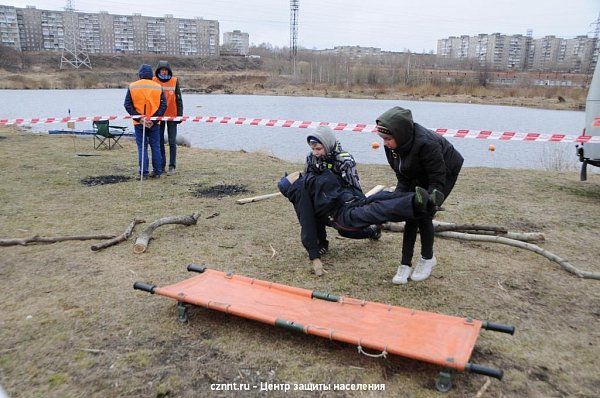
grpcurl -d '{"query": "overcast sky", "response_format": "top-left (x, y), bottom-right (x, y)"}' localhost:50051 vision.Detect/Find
top-left (4, 0), bottom-right (599, 52)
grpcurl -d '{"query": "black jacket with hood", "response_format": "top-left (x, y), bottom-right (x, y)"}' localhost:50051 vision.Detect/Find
top-left (154, 60), bottom-right (183, 117)
top-left (376, 107), bottom-right (463, 194)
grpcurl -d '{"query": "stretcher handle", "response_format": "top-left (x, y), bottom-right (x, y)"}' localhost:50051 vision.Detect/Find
top-left (133, 282), bottom-right (156, 294)
top-left (187, 264), bottom-right (206, 273)
top-left (482, 321), bottom-right (515, 335)
top-left (465, 363), bottom-right (503, 380)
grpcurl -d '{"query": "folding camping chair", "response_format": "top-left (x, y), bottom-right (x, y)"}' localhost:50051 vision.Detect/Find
top-left (93, 120), bottom-right (128, 150)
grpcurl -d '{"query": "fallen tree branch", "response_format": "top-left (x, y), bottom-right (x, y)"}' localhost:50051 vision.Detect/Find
top-left (364, 185), bottom-right (386, 197)
top-left (475, 378), bottom-right (492, 398)
top-left (383, 222), bottom-right (544, 242)
top-left (456, 230), bottom-right (545, 242)
top-left (91, 219), bottom-right (145, 252)
top-left (0, 234), bottom-right (115, 247)
top-left (236, 192), bottom-right (281, 205)
top-left (133, 212), bottom-right (200, 254)
top-left (436, 231), bottom-right (600, 280)
top-left (433, 223), bottom-right (508, 233)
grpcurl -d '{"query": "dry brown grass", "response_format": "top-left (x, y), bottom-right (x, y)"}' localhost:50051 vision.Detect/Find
top-left (0, 127), bottom-right (599, 397)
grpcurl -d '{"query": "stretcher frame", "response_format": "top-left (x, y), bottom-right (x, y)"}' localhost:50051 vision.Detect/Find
top-left (134, 265), bottom-right (515, 392)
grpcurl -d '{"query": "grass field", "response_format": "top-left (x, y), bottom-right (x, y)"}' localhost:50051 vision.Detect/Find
top-left (0, 127), bottom-right (599, 397)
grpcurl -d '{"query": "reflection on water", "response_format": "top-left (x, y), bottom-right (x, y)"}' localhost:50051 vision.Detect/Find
top-left (5, 89), bottom-right (586, 170)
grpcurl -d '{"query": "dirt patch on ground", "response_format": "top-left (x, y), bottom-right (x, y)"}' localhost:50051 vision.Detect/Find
top-left (190, 183), bottom-right (250, 198)
top-left (80, 175), bottom-right (132, 186)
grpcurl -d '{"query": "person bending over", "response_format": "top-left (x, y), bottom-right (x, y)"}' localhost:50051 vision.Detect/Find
top-left (278, 169), bottom-right (437, 276)
top-left (376, 106), bottom-right (463, 284)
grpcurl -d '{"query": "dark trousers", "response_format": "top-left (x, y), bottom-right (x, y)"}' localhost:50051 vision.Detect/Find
top-left (335, 190), bottom-right (416, 229)
top-left (134, 123), bottom-right (162, 176)
top-left (159, 121), bottom-right (178, 171)
top-left (401, 173), bottom-right (460, 265)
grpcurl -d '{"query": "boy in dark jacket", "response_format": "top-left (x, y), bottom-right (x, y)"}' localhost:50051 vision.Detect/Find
top-left (278, 168), bottom-right (435, 276)
top-left (305, 125), bottom-right (362, 191)
top-left (303, 126), bottom-right (380, 259)
top-left (376, 106), bottom-right (463, 284)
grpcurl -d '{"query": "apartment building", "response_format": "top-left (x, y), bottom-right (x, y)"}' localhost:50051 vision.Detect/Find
top-left (319, 45), bottom-right (383, 58)
top-left (0, 5), bottom-right (19, 48)
top-left (223, 29), bottom-right (249, 55)
top-left (0, 5), bottom-right (219, 56)
top-left (438, 33), bottom-right (597, 72)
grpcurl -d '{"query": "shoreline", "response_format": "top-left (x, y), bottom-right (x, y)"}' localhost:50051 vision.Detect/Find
top-left (2, 69), bottom-right (586, 112)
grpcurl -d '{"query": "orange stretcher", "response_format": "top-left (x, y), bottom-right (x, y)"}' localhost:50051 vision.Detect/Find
top-left (134, 265), bottom-right (515, 392)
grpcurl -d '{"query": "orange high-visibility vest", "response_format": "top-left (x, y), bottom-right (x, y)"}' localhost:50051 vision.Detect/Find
top-left (129, 79), bottom-right (163, 125)
top-left (152, 76), bottom-right (178, 117)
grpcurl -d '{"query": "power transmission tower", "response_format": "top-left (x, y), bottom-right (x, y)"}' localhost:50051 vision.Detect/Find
top-left (60, 0), bottom-right (91, 69)
top-left (289, 0), bottom-right (299, 75)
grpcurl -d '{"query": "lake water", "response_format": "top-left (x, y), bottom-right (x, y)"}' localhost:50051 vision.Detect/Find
top-left (3, 89), bottom-right (587, 169)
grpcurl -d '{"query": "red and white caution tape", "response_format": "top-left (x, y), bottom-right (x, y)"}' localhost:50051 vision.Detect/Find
top-left (0, 114), bottom-right (597, 143)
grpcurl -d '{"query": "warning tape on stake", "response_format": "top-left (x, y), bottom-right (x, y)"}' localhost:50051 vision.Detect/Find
top-left (0, 114), bottom-right (597, 143)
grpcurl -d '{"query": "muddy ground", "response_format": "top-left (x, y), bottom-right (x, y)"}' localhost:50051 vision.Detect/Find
top-left (0, 128), bottom-right (599, 397)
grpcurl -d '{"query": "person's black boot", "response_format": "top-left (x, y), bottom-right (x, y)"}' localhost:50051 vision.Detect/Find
top-left (368, 225), bottom-right (382, 241)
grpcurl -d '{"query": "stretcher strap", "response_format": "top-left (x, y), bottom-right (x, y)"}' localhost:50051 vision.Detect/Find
top-left (357, 340), bottom-right (388, 358)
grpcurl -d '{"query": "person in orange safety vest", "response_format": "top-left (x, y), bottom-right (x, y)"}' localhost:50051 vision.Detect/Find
top-left (153, 60), bottom-right (183, 175)
top-left (124, 64), bottom-right (167, 178)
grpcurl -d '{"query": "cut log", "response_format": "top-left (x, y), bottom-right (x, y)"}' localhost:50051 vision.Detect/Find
top-left (91, 219), bottom-right (145, 251)
top-left (133, 212), bottom-right (200, 254)
top-left (0, 234), bottom-right (115, 247)
top-left (436, 231), bottom-right (600, 280)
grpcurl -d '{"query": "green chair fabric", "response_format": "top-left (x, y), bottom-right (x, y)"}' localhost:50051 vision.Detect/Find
top-left (93, 120), bottom-right (128, 150)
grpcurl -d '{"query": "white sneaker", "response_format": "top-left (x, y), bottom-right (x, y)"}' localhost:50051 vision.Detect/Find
top-left (392, 265), bottom-right (412, 285)
top-left (411, 256), bottom-right (437, 281)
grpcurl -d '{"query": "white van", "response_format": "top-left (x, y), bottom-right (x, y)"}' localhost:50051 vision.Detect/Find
top-left (577, 62), bottom-right (600, 181)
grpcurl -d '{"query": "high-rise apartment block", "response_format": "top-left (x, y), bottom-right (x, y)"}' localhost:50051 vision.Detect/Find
top-left (223, 30), bottom-right (249, 55)
top-left (0, 5), bottom-right (219, 56)
top-left (438, 33), bottom-right (597, 73)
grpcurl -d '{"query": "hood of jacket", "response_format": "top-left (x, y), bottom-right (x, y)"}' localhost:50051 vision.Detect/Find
top-left (138, 64), bottom-right (153, 79)
top-left (307, 125), bottom-right (337, 155)
top-left (376, 107), bottom-right (415, 155)
top-left (154, 60), bottom-right (173, 82)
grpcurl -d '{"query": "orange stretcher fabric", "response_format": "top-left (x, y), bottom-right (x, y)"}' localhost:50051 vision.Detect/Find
top-left (155, 269), bottom-right (482, 370)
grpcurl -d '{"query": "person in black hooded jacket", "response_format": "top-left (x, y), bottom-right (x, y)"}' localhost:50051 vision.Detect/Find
top-left (153, 60), bottom-right (183, 175)
top-left (376, 106), bottom-right (463, 285)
